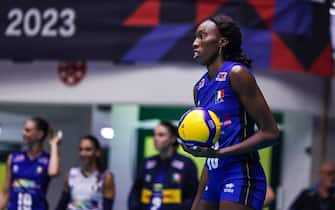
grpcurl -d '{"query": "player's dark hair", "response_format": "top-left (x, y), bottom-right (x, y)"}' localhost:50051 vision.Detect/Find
top-left (30, 117), bottom-right (50, 141)
top-left (80, 135), bottom-right (105, 173)
top-left (159, 121), bottom-right (179, 148)
top-left (209, 14), bottom-right (252, 68)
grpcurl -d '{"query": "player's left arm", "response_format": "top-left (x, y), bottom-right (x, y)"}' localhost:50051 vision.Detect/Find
top-left (48, 129), bottom-right (61, 176)
top-left (102, 172), bottom-right (115, 210)
top-left (217, 65), bottom-right (279, 156)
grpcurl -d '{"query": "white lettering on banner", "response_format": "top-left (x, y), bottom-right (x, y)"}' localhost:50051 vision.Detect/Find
top-left (5, 8), bottom-right (76, 38)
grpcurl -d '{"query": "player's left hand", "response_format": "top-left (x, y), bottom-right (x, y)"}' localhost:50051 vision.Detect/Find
top-left (178, 139), bottom-right (218, 158)
top-left (49, 128), bottom-right (62, 146)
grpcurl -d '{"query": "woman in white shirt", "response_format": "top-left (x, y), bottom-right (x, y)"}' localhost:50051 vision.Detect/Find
top-left (56, 135), bottom-right (115, 210)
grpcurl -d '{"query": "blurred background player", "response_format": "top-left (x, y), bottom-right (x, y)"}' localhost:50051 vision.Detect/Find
top-left (128, 121), bottom-right (198, 210)
top-left (180, 14), bottom-right (279, 210)
top-left (289, 162), bottom-right (335, 210)
top-left (0, 117), bottom-right (61, 210)
top-left (56, 135), bottom-right (115, 210)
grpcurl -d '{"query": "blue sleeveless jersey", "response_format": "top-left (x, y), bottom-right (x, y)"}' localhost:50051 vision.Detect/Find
top-left (194, 61), bottom-right (259, 167)
top-left (8, 151), bottom-right (50, 210)
top-left (195, 62), bottom-right (266, 210)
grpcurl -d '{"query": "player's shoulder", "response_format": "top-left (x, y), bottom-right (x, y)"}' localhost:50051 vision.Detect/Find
top-left (194, 72), bottom-right (208, 86)
top-left (144, 155), bottom-right (159, 162)
top-left (68, 167), bottom-right (81, 176)
top-left (174, 153), bottom-right (195, 165)
top-left (36, 152), bottom-right (50, 165)
top-left (41, 151), bottom-right (50, 158)
top-left (229, 61), bottom-right (253, 79)
top-left (170, 154), bottom-right (195, 171)
top-left (298, 186), bottom-right (319, 198)
top-left (11, 151), bottom-right (24, 156)
top-left (10, 151), bottom-right (25, 163)
top-left (141, 155), bottom-right (159, 170)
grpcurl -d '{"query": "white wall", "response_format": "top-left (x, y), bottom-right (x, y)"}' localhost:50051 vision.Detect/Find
top-left (279, 112), bottom-right (313, 210)
top-left (0, 61), bottom-right (333, 210)
top-left (0, 112), bottom-right (28, 143)
top-left (0, 61), bottom-right (329, 116)
top-left (109, 105), bottom-right (139, 210)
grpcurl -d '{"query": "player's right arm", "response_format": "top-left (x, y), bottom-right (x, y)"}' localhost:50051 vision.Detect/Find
top-left (191, 166), bottom-right (208, 210)
top-left (0, 154), bottom-right (12, 210)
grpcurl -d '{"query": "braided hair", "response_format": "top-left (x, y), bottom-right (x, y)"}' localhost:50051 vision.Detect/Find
top-left (209, 14), bottom-right (252, 68)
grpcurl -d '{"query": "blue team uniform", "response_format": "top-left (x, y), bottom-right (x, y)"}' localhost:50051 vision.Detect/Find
top-left (8, 151), bottom-right (50, 210)
top-left (194, 61), bottom-right (266, 210)
top-left (128, 152), bottom-right (198, 210)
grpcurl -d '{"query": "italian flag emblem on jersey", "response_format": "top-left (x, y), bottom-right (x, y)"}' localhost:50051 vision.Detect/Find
top-left (215, 89), bottom-right (225, 103)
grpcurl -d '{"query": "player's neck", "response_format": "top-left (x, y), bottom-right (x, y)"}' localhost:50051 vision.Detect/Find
top-left (207, 59), bottom-right (224, 80)
top-left (159, 147), bottom-right (174, 160)
top-left (26, 143), bottom-right (43, 160)
top-left (82, 164), bottom-right (97, 176)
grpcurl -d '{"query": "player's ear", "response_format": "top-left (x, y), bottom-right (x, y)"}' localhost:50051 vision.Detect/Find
top-left (219, 37), bottom-right (229, 48)
top-left (37, 130), bottom-right (44, 141)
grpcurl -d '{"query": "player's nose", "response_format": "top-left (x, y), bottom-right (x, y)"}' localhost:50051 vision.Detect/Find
top-left (193, 39), bottom-right (199, 50)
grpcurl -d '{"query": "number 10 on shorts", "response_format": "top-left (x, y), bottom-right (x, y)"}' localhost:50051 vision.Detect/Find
top-left (207, 158), bottom-right (218, 170)
top-left (18, 192), bottom-right (32, 210)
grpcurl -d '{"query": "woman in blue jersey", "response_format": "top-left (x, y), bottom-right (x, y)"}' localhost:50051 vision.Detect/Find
top-left (56, 135), bottom-right (115, 210)
top-left (180, 14), bottom-right (279, 210)
top-left (0, 117), bottom-right (61, 210)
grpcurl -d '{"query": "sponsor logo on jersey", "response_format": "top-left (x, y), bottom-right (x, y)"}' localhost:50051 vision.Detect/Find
top-left (224, 183), bottom-right (235, 193)
top-left (13, 164), bottom-right (19, 173)
top-left (215, 89), bottom-right (225, 103)
top-left (38, 157), bottom-right (49, 165)
top-left (216, 72), bottom-right (228, 81)
top-left (13, 154), bottom-right (25, 162)
top-left (172, 173), bottom-right (182, 184)
top-left (153, 183), bottom-right (163, 192)
top-left (198, 78), bottom-right (205, 90)
top-left (223, 115), bottom-right (232, 127)
top-left (146, 160), bottom-right (156, 169)
top-left (145, 174), bottom-right (151, 182)
top-left (36, 166), bottom-right (43, 174)
top-left (13, 179), bottom-right (37, 189)
top-left (171, 160), bottom-right (184, 170)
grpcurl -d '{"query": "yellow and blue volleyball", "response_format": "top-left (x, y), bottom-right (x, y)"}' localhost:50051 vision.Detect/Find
top-left (178, 107), bottom-right (221, 147)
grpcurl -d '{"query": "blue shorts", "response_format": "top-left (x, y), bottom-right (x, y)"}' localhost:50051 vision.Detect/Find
top-left (202, 160), bottom-right (266, 210)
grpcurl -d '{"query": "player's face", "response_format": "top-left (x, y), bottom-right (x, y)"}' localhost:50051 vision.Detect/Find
top-left (79, 139), bottom-right (100, 166)
top-left (193, 20), bottom-right (221, 65)
top-left (320, 163), bottom-right (335, 189)
top-left (22, 120), bottom-right (43, 145)
top-left (153, 125), bottom-right (174, 152)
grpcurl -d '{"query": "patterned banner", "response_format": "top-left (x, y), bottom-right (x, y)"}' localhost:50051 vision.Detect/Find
top-left (0, 0), bottom-right (332, 76)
